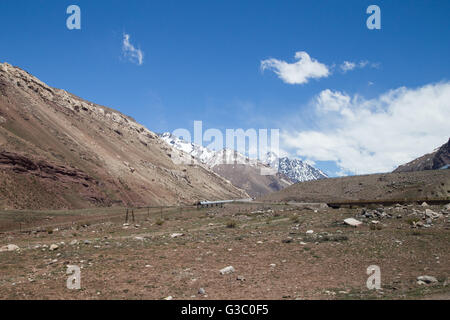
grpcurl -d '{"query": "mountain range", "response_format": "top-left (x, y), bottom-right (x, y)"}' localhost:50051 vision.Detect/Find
top-left (160, 132), bottom-right (328, 197)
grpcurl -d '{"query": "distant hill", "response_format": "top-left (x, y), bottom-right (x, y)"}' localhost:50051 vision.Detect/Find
top-left (394, 138), bottom-right (450, 173)
top-left (262, 170), bottom-right (450, 203)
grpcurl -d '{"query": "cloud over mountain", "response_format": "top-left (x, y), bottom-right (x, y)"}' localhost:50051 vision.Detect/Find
top-left (281, 82), bottom-right (450, 175)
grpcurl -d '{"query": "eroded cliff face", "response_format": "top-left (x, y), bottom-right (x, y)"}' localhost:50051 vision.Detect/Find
top-left (0, 62), bottom-right (247, 210)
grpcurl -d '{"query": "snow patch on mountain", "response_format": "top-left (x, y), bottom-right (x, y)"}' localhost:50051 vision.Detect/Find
top-left (160, 132), bottom-right (328, 183)
top-left (278, 157), bottom-right (328, 183)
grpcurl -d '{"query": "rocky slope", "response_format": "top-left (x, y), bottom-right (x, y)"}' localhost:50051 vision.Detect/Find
top-left (394, 138), bottom-right (450, 173)
top-left (0, 62), bottom-right (247, 210)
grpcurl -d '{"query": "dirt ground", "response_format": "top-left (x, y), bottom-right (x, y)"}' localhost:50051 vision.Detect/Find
top-left (0, 203), bottom-right (449, 300)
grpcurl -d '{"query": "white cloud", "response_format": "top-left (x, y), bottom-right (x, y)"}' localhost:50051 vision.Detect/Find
top-left (281, 82), bottom-right (450, 175)
top-left (261, 51), bottom-right (330, 85)
top-left (340, 61), bottom-right (356, 72)
top-left (340, 60), bottom-right (378, 73)
top-left (122, 33), bottom-right (144, 66)
top-left (315, 89), bottom-right (351, 113)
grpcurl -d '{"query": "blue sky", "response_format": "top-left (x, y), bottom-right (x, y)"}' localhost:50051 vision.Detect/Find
top-left (1, 0), bottom-right (449, 176)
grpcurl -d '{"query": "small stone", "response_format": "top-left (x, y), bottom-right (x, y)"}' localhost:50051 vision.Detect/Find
top-left (306, 230), bottom-right (314, 234)
top-left (163, 296), bottom-right (173, 300)
top-left (417, 275), bottom-right (438, 284)
top-left (70, 240), bottom-right (78, 246)
top-left (344, 218), bottom-right (363, 227)
top-left (220, 266), bottom-right (235, 275)
top-left (198, 288), bottom-right (206, 295)
top-left (49, 244), bottom-right (59, 251)
top-left (0, 244), bottom-right (19, 252)
top-left (170, 233), bottom-right (184, 238)
top-left (236, 275), bottom-right (246, 281)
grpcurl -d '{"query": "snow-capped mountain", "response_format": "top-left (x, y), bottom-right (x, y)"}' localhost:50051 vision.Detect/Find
top-left (160, 132), bottom-right (328, 183)
top-left (160, 132), bottom-right (216, 165)
top-left (160, 132), bottom-right (259, 168)
top-left (278, 157), bottom-right (328, 183)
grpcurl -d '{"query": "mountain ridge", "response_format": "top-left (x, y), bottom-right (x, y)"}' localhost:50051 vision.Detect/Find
top-left (394, 138), bottom-right (450, 173)
top-left (0, 62), bottom-right (247, 209)
top-left (160, 132), bottom-right (328, 197)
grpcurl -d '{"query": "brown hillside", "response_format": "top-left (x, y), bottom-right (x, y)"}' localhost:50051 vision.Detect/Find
top-left (0, 62), bottom-right (247, 210)
top-left (262, 170), bottom-right (450, 203)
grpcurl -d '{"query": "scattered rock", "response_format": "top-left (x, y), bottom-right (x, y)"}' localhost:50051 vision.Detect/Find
top-left (220, 266), bottom-right (235, 275)
top-left (170, 233), bottom-right (184, 238)
top-left (344, 218), bottom-right (363, 227)
top-left (49, 244), bottom-right (59, 251)
top-left (198, 288), bottom-right (206, 295)
top-left (421, 202), bottom-right (429, 207)
top-left (417, 275), bottom-right (438, 284)
top-left (0, 244), bottom-right (19, 252)
top-left (425, 209), bottom-right (442, 219)
top-left (163, 296), bottom-right (173, 300)
top-left (236, 275), bottom-right (246, 281)
top-left (306, 230), bottom-right (314, 234)
top-left (414, 221), bottom-right (424, 228)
